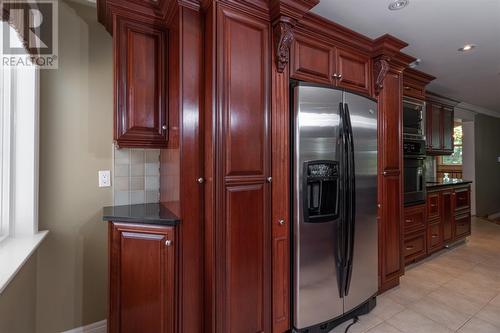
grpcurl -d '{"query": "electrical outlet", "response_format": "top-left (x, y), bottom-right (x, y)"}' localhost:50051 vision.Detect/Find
top-left (98, 170), bottom-right (111, 188)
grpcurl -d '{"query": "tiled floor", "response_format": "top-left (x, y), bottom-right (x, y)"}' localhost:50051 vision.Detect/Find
top-left (331, 217), bottom-right (500, 333)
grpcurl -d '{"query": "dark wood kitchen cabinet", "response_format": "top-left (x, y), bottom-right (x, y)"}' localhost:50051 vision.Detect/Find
top-left (114, 15), bottom-right (169, 148)
top-left (204, 3), bottom-right (272, 332)
top-left (108, 222), bottom-right (176, 333)
top-left (426, 93), bottom-right (458, 155)
top-left (290, 33), bottom-right (371, 95)
top-left (403, 204), bottom-right (427, 264)
top-left (404, 184), bottom-right (471, 266)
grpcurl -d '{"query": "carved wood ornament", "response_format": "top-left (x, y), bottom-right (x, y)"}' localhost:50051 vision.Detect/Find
top-left (274, 21), bottom-right (294, 73)
top-left (373, 56), bottom-right (390, 95)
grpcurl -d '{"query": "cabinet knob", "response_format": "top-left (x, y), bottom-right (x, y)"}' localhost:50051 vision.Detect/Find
top-left (267, 177), bottom-right (272, 183)
top-left (406, 245), bottom-right (415, 251)
top-left (278, 219), bottom-right (285, 226)
top-left (338, 74), bottom-right (343, 79)
top-left (432, 234), bottom-right (438, 239)
top-left (165, 239), bottom-right (172, 246)
top-left (332, 73), bottom-right (338, 79)
top-left (162, 125), bottom-right (167, 130)
top-left (405, 219), bottom-right (412, 223)
top-left (404, 86), bottom-right (411, 90)
top-left (197, 177), bottom-right (205, 184)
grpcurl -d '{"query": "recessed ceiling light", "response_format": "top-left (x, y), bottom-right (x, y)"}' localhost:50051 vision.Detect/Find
top-left (388, 0), bottom-right (409, 11)
top-left (458, 44), bottom-right (476, 52)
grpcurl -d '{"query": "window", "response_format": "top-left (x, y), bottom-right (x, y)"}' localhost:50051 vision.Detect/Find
top-left (0, 62), bottom-right (12, 241)
top-left (0, 23), bottom-right (41, 240)
top-left (442, 123), bottom-right (463, 165)
top-left (0, 23), bottom-right (46, 293)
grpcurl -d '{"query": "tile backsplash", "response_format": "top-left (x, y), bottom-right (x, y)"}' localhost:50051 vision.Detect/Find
top-left (113, 147), bottom-right (160, 206)
top-left (424, 156), bottom-right (436, 180)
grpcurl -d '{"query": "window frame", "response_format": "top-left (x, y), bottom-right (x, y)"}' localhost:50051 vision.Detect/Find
top-left (440, 122), bottom-right (463, 166)
top-left (0, 23), bottom-right (40, 241)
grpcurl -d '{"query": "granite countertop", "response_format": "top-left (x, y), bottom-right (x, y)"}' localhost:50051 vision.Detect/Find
top-left (102, 203), bottom-right (180, 226)
top-left (426, 179), bottom-right (473, 189)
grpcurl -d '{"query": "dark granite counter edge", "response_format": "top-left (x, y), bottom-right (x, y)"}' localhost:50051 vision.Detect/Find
top-left (102, 216), bottom-right (180, 226)
top-left (102, 203), bottom-right (180, 226)
top-left (426, 180), bottom-right (473, 189)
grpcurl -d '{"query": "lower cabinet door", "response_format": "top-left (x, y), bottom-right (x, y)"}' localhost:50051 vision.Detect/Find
top-left (109, 222), bottom-right (176, 333)
top-left (404, 231), bottom-right (427, 264)
top-left (427, 221), bottom-right (443, 254)
top-left (455, 214), bottom-right (471, 240)
top-left (441, 190), bottom-right (454, 243)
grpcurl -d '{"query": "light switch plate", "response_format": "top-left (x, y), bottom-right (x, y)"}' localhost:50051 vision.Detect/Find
top-left (98, 170), bottom-right (111, 187)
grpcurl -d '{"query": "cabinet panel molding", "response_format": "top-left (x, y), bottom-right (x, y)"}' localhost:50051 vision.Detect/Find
top-left (109, 223), bottom-right (176, 333)
top-left (114, 16), bottom-right (168, 148)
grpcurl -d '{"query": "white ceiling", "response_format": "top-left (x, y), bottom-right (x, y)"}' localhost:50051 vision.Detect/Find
top-left (311, 0), bottom-right (500, 113)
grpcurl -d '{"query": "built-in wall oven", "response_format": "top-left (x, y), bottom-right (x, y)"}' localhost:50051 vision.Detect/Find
top-left (403, 139), bottom-right (426, 206)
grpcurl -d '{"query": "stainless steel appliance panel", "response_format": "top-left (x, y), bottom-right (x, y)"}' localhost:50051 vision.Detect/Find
top-left (342, 93), bottom-right (379, 312)
top-left (293, 85), bottom-right (344, 329)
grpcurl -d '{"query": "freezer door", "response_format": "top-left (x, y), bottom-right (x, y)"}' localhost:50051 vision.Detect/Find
top-left (342, 93), bottom-right (378, 312)
top-left (293, 84), bottom-right (344, 330)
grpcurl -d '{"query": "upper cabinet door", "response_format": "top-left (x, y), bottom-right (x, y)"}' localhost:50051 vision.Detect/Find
top-left (430, 103), bottom-right (442, 151)
top-left (442, 107), bottom-right (454, 152)
top-left (114, 16), bottom-right (168, 148)
top-left (336, 48), bottom-right (370, 95)
top-left (290, 34), bottom-right (335, 85)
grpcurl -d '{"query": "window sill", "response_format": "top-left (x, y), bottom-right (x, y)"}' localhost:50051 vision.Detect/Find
top-left (0, 231), bottom-right (48, 294)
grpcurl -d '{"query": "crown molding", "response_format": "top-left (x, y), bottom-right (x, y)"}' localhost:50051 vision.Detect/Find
top-left (403, 68), bottom-right (436, 86)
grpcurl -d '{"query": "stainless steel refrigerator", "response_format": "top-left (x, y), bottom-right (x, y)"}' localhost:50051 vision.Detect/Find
top-left (292, 82), bottom-right (378, 332)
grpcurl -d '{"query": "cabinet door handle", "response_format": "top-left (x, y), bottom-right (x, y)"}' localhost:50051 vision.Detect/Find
top-left (404, 86), bottom-right (411, 90)
top-left (432, 234), bottom-right (438, 239)
top-left (405, 219), bottom-right (412, 223)
top-left (406, 245), bottom-right (415, 251)
top-left (165, 239), bottom-right (172, 246)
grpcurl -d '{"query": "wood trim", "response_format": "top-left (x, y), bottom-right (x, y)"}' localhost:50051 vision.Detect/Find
top-left (273, 21), bottom-right (295, 73)
top-left (295, 12), bottom-right (374, 55)
top-left (271, 15), bottom-right (291, 333)
top-left (177, 6), bottom-right (204, 333)
top-left (373, 56), bottom-right (390, 95)
top-left (426, 91), bottom-right (460, 108)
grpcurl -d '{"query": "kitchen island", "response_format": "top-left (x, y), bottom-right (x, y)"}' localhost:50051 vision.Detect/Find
top-left (403, 180), bottom-right (472, 265)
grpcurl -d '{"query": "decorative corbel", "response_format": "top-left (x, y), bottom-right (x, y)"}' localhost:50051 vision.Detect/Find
top-left (273, 21), bottom-right (294, 73)
top-left (373, 56), bottom-right (390, 95)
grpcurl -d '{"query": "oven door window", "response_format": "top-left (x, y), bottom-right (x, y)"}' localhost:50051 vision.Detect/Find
top-left (404, 159), bottom-right (424, 194)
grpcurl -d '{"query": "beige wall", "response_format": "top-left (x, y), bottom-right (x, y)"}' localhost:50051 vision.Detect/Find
top-left (36, 2), bottom-right (113, 332)
top-left (0, 256), bottom-right (37, 333)
top-left (475, 114), bottom-right (500, 216)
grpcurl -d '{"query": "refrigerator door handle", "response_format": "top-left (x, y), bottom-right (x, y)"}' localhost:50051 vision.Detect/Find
top-left (343, 103), bottom-right (356, 296)
top-left (336, 102), bottom-right (347, 298)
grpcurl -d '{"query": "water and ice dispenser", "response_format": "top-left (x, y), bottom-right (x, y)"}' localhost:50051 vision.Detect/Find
top-left (303, 160), bottom-right (340, 223)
